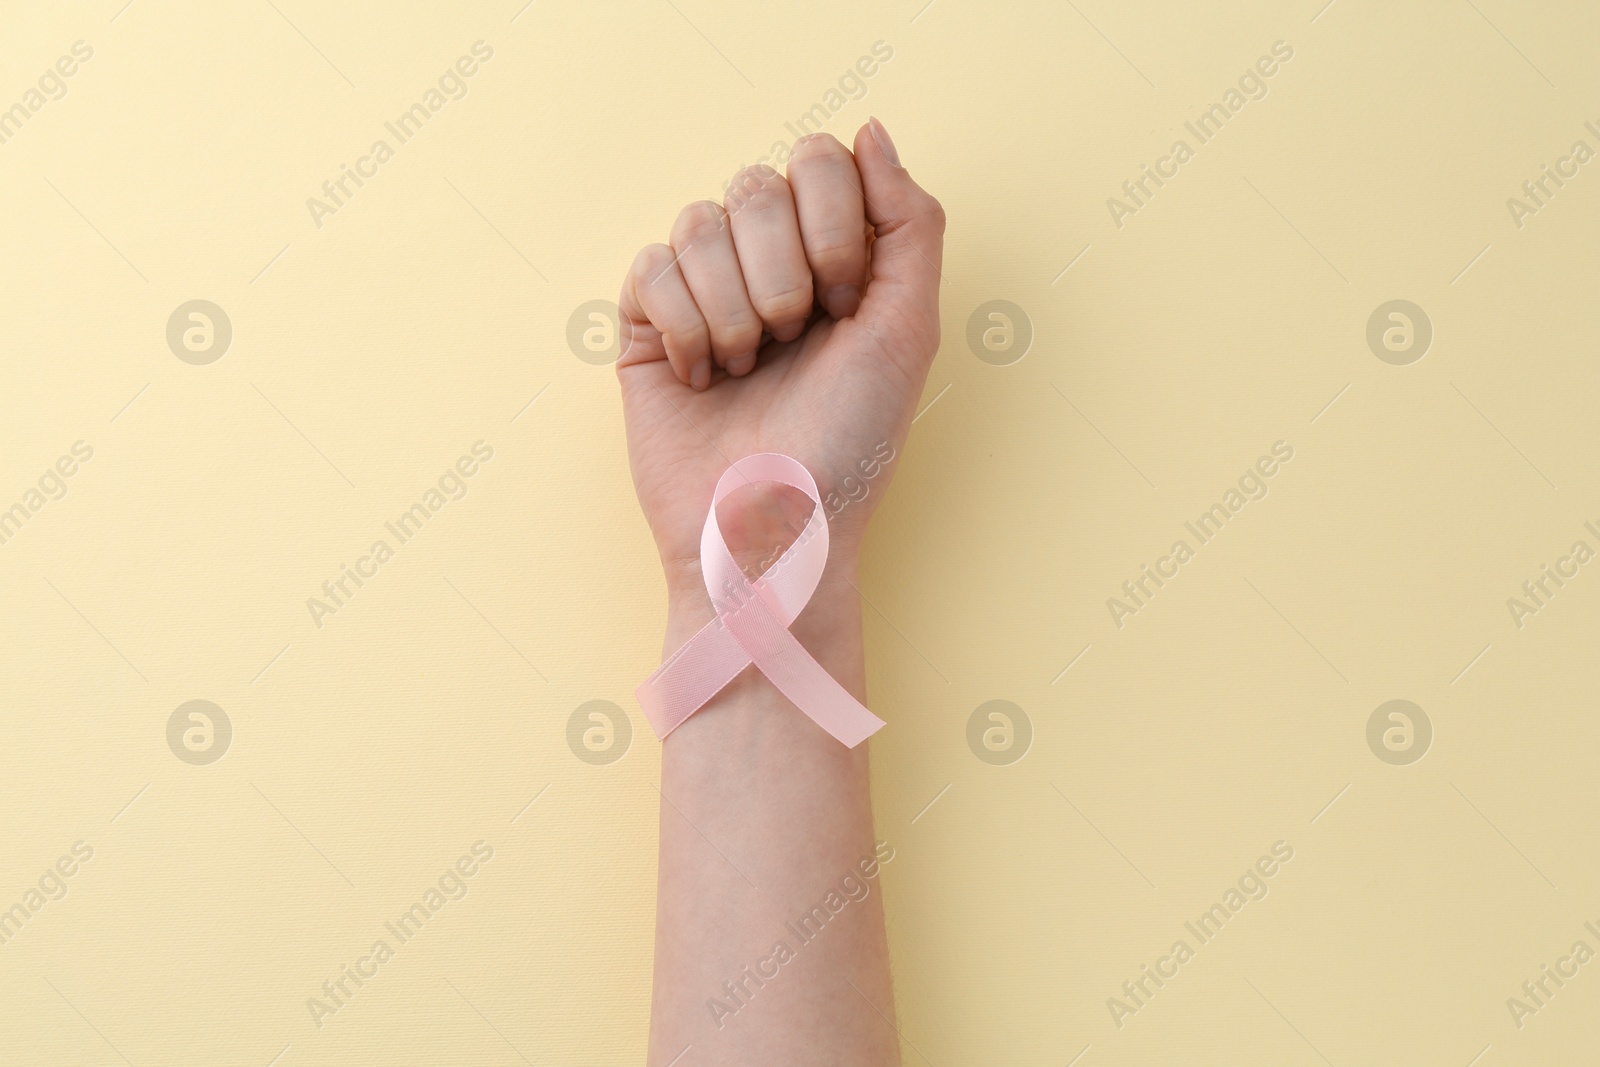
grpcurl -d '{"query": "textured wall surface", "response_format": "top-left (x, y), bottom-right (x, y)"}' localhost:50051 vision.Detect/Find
top-left (2, 1), bottom-right (1598, 1063)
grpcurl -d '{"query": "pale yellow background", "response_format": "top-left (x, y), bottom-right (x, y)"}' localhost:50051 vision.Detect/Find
top-left (2, 0), bottom-right (1598, 1063)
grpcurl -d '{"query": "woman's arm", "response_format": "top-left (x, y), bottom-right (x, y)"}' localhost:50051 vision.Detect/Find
top-left (613, 117), bottom-right (944, 1067)
top-left (648, 563), bottom-right (898, 1066)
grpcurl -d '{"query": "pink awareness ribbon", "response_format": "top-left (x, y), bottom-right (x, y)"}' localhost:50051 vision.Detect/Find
top-left (636, 453), bottom-right (887, 748)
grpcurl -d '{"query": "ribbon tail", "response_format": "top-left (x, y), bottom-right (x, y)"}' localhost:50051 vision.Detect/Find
top-left (636, 618), bottom-right (753, 739)
top-left (724, 597), bottom-right (887, 748)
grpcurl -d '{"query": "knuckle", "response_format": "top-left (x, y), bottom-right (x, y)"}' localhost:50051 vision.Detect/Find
top-left (804, 231), bottom-right (865, 271)
top-left (663, 319), bottom-right (708, 351)
top-left (672, 200), bottom-right (728, 245)
top-left (633, 242), bottom-right (678, 282)
top-left (787, 132), bottom-right (851, 171)
top-left (754, 284), bottom-right (813, 324)
top-left (710, 315), bottom-right (763, 353)
top-left (724, 165), bottom-right (789, 215)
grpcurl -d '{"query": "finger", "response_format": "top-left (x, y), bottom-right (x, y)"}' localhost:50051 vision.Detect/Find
top-left (622, 243), bottom-right (712, 389)
top-left (616, 266), bottom-right (666, 372)
top-left (786, 133), bottom-right (869, 320)
top-left (670, 201), bottom-right (764, 377)
top-left (851, 117), bottom-right (946, 366)
top-left (723, 165), bottom-right (813, 343)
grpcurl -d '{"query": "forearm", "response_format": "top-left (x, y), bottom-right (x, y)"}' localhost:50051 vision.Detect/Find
top-left (646, 566), bottom-right (899, 1066)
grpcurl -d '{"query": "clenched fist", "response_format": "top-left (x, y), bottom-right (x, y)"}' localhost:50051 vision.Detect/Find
top-left (617, 118), bottom-right (946, 602)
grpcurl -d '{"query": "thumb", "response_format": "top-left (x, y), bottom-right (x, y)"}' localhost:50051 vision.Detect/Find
top-left (852, 117), bottom-right (946, 364)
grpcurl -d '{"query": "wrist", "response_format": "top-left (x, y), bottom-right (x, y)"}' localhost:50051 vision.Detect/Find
top-left (661, 486), bottom-right (863, 623)
top-left (663, 553), bottom-right (861, 642)
top-left (660, 562), bottom-right (868, 741)
top-left (656, 479), bottom-right (867, 698)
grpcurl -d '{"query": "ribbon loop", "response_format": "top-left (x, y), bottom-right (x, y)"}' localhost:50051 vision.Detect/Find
top-left (636, 453), bottom-right (887, 747)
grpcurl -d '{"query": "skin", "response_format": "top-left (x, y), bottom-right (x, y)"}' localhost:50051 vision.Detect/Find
top-left (617, 118), bottom-right (945, 1066)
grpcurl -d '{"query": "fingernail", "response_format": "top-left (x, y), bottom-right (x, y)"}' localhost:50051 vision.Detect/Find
top-left (727, 352), bottom-right (756, 376)
top-left (823, 284), bottom-right (861, 318)
top-left (869, 116), bottom-right (901, 168)
top-left (691, 359), bottom-right (711, 390)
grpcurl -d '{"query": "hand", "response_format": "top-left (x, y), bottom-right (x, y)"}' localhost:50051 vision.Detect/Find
top-left (616, 118), bottom-right (945, 609)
